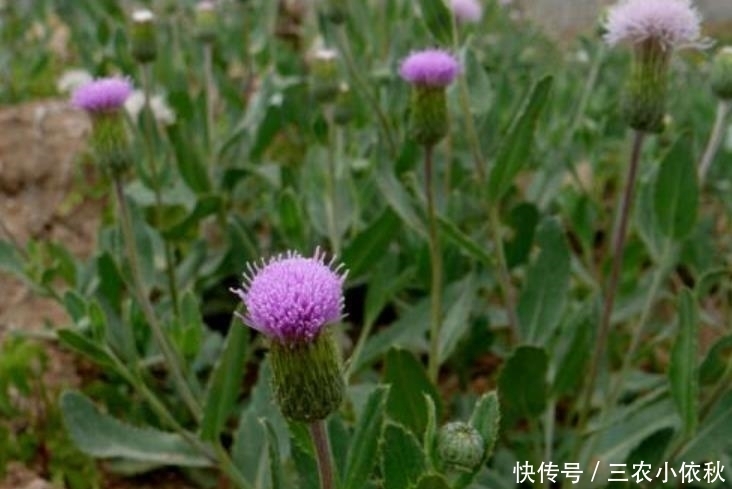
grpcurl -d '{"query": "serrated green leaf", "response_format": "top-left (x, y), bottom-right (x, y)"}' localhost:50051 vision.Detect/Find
top-left (654, 137), bottom-right (698, 239)
top-left (669, 289), bottom-right (699, 436)
top-left (487, 76), bottom-right (553, 202)
top-left (384, 348), bottom-right (441, 437)
top-left (344, 386), bottom-right (390, 489)
top-left (381, 423), bottom-right (427, 489)
top-left (200, 324), bottom-right (248, 441)
top-left (60, 391), bottom-right (212, 468)
top-left (497, 346), bottom-right (547, 425)
top-left (517, 218), bottom-right (570, 345)
top-left (470, 391), bottom-right (500, 458)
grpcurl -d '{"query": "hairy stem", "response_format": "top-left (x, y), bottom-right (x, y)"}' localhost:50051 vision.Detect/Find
top-left (309, 420), bottom-right (335, 489)
top-left (576, 130), bottom-right (646, 446)
top-left (113, 177), bottom-right (201, 421)
top-left (425, 145), bottom-right (444, 383)
top-left (698, 100), bottom-right (730, 184)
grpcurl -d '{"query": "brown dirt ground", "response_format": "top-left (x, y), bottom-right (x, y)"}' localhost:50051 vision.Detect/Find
top-left (0, 100), bottom-right (194, 489)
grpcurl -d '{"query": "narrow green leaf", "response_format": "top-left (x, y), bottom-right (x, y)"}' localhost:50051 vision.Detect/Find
top-left (57, 330), bottom-right (114, 369)
top-left (470, 391), bottom-right (500, 458)
top-left (341, 209), bottom-right (400, 279)
top-left (278, 187), bottom-right (306, 247)
top-left (669, 288), bottom-right (699, 435)
top-left (517, 218), bottom-right (570, 345)
top-left (375, 168), bottom-right (425, 237)
top-left (487, 76), bottom-right (553, 202)
top-left (343, 386), bottom-right (390, 489)
top-left (262, 419), bottom-right (286, 489)
top-left (438, 275), bottom-right (477, 364)
top-left (200, 324), bottom-right (249, 441)
top-left (381, 423), bottom-right (427, 489)
top-left (438, 217), bottom-right (492, 265)
top-left (417, 0), bottom-right (453, 44)
top-left (497, 346), bottom-right (548, 425)
top-left (384, 348), bottom-right (441, 437)
top-left (677, 391), bottom-right (732, 461)
top-left (0, 239), bottom-right (24, 277)
top-left (60, 391), bottom-right (212, 468)
top-left (699, 334), bottom-right (732, 385)
top-left (163, 195), bottom-right (223, 240)
top-left (464, 50), bottom-right (494, 117)
top-left (654, 137), bottom-right (698, 239)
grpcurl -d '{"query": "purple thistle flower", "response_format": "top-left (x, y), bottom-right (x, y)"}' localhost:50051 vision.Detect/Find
top-left (399, 49), bottom-right (461, 87)
top-left (451, 0), bottom-right (483, 24)
top-left (604, 0), bottom-right (703, 51)
top-left (231, 249), bottom-right (347, 344)
top-left (71, 77), bottom-right (133, 113)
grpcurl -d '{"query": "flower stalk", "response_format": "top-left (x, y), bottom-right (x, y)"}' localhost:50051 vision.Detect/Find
top-left (310, 420), bottom-right (336, 489)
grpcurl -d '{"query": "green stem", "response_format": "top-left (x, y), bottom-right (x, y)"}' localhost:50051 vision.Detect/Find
top-left (141, 63), bottom-right (180, 320)
top-left (203, 42), bottom-right (216, 165)
top-left (425, 145), bottom-right (444, 383)
top-left (334, 26), bottom-right (398, 158)
top-left (112, 177), bottom-right (202, 421)
top-left (573, 130), bottom-right (646, 460)
top-left (698, 100), bottom-right (730, 184)
top-left (488, 206), bottom-right (520, 345)
top-left (324, 110), bottom-right (341, 254)
top-left (309, 420), bottom-right (335, 489)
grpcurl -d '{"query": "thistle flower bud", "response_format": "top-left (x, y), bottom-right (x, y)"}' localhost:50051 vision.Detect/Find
top-left (711, 47), bottom-right (732, 101)
top-left (195, 0), bottom-right (218, 43)
top-left (603, 0), bottom-right (704, 133)
top-left (399, 49), bottom-right (460, 146)
top-left (72, 77), bottom-right (134, 175)
top-left (333, 83), bottom-right (353, 125)
top-left (451, 0), bottom-right (483, 24)
top-left (310, 48), bottom-right (340, 104)
top-left (437, 422), bottom-right (485, 472)
top-left (131, 9), bottom-right (157, 64)
top-left (231, 249), bottom-right (348, 422)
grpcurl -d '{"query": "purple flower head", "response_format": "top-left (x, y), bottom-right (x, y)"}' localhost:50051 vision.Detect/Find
top-left (231, 249), bottom-right (347, 344)
top-left (71, 77), bottom-right (133, 113)
top-left (604, 0), bottom-right (703, 51)
top-left (399, 49), bottom-right (461, 87)
top-left (451, 0), bottom-right (483, 23)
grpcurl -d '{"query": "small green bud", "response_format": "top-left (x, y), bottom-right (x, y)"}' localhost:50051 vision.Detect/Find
top-left (131, 9), bottom-right (157, 64)
top-left (623, 40), bottom-right (670, 133)
top-left (90, 113), bottom-right (133, 176)
top-left (333, 83), bottom-right (353, 125)
top-left (711, 47), bottom-right (732, 101)
top-left (409, 86), bottom-right (449, 146)
top-left (437, 422), bottom-right (485, 472)
top-left (269, 331), bottom-right (345, 422)
top-left (310, 48), bottom-right (340, 104)
top-left (195, 1), bottom-right (218, 43)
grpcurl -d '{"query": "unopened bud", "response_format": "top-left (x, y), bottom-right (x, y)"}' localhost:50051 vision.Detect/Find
top-left (90, 113), bottom-right (133, 176)
top-left (269, 331), bottom-right (345, 422)
top-left (623, 40), bottom-right (670, 133)
top-left (195, 1), bottom-right (218, 43)
top-left (437, 422), bottom-right (485, 472)
top-left (310, 48), bottom-right (340, 103)
top-left (131, 9), bottom-right (157, 63)
top-left (711, 47), bottom-right (732, 101)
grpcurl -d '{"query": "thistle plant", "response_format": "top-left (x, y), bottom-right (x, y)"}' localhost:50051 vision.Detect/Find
top-left (231, 250), bottom-right (347, 489)
top-left (399, 49), bottom-right (460, 383)
top-left (450, 0), bottom-right (483, 24)
top-left (580, 0), bottom-right (704, 454)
